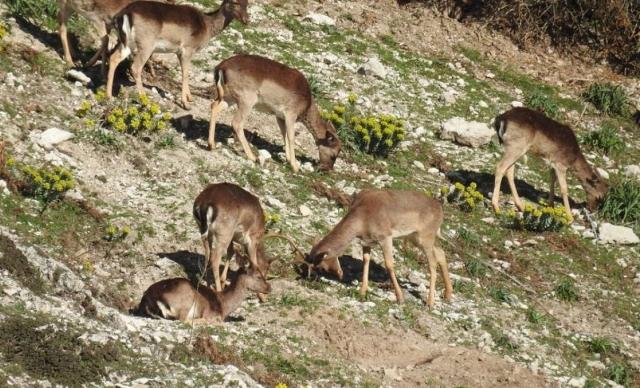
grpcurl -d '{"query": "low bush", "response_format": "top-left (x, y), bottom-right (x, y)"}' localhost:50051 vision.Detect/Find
top-left (525, 88), bottom-right (559, 118)
top-left (555, 278), bottom-right (579, 302)
top-left (503, 204), bottom-right (570, 232)
top-left (323, 94), bottom-right (406, 157)
top-left (583, 82), bottom-right (629, 116)
top-left (581, 124), bottom-right (625, 155)
top-left (103, 224), bottom-right (130, 243)
top-left (441, 182), bottom-right (485, 212)
top-left (4, 156), bottom-right (74, 205)
top-left (6, 0), bottom-right (58, 31)
top-left (599, 177), bottom-right (640, 227)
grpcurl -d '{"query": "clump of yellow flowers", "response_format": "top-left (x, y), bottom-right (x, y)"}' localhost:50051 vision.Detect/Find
top-left (264, 212), bottom-right (281, 230)
top-left (322, 93), bottom-right (406, 157)
top-left (103, 224), bottom-right (130, 242)
top-left (441, 182), bottom-right (485, 212)
top-left (19, 164), bottom-right (74, 203)
top-left (505, 202), bottom-right (570, 232)
top-left (77, 91), bottom-right (172, 135)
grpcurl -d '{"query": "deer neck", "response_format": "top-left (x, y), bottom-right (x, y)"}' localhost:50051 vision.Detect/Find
top-left (218, 279), bottom-right (249, 319)
top-left (302, 99), bottom-right (332, 142)
top-left (203, 8), bottom-right (231, 38)
top-left (572, 153), bottom-right (598, 190)
top-left (313, 215), bottom-right (360, 258)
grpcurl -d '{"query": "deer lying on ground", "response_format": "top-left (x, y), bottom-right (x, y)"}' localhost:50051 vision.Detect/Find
top-left (135, 267), bottom-right (271, 322)
top-left (193, 182), bottom-right (268, 295)
top-left (209, 54), bottom-right (342, 172)
top-left (306, 189), bottom-right (453, 308)
top-left (491, 107), bottom-right (608, 221)
top-left (106, 0), bottom-right (249, 109)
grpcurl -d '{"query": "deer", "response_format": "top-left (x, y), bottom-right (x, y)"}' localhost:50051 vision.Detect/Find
top-left (193, 182), bottom-right (270, 297)
top-left (305, 189), bottom-right (453, 308)
top-left (208, 54), bottom-right (342, 172)
top-left (135, 266), bottom-right (271, 323)
top-left (491, 107), bottom-right (609, 221)
top-left (106, 0), bottom-right (249, 109)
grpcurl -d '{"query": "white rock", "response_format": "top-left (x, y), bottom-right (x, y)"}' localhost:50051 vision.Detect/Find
top-left (5, 72), bottom-right (16, 87)
top-left (485, 71), bottom-right (495, 79)
top-left (478, 100), bottom-right (489, 108)
top-left (66, 69), bottom-right (92, 85)
top-left (64, 189), bottom-right (84, 201)
top-left (427, 167), bottom-right (439, 175)
top-left (36, 128), bottom-right (74, 148)
top-left (567, 376), bottom-right (586, 387)
top-left (482, 217), bottom-right (495, 224)
top-left (598, 223), bottom-right (639, 245)
top-left (596, 167), bottom-right (609, 179)
top-left (440, 117), bottom-right (494, 148)
top-left (623, 164), bottom-right (640, 179)
top-left (257, 149), bottom-right (271, 167)
top-left (440, 89), bottom-right (458, 105)
top-left (413, 161), bottom-right (425, 170)
top-left (358, 57), bottom-right (388, 79)
top-left (586, 360), bottom-right (605, 370)
top-left (265, 196), bottom-right (285, 209)
top-left (303, 12), bottom-right (335, 26)
top-left (324, 53), bottom-right (339, 64)
top-left (301, 162), bottom-right (314, 172)
top-left (413, 126), bottom-right (427, 137)
top-left (511, 101), bottom-right (524, 108)
top-left (299, 205), bottom-right (313, 217)
top-left (0, 180), bottom-right (9, 195)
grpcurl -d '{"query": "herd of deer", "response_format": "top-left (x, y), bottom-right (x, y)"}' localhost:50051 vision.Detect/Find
top-left (55, 0), bottom-right (609, 323)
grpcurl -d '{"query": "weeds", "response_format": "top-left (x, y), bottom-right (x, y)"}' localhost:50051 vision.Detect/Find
top-left (599, 177), bottom-right (640, 227)
top-left (581, 124), bottom-right (625, 155)
top-left (555, 278), bottom-right (579, 302)
top-left (525, 88), bottom-right (559, 118)
top-left (504, 204), bottom-right (570, 232)
top-left (583, 82), bottom-right (629, 116)
top-left (442, 182), bottom-right (485, 212)
top-left (587, 337), bottom-right (615, 354)
top-left (103, 224), bottom-right (129, 243)
top-left (606, 363), bottom-right (631, 386)
top-left (464, 257), bottom-right (487, 278)
top-left (489, 286), bottom-right (510, 303)
top-left (526, 307), bottom-right (545, 324)
top-left (156, 134), bottom-right (176, 149)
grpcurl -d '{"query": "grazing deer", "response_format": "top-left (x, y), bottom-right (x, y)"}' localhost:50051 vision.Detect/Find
top-left (193, 182), bottom-right (268, 294)
top-left (491, 107), bottom-right (608, 221)
top-left (306, 189), bottom-right (453, 308)
top-left (57, 0), bottom-right (133, 67)
top-left (209, 54), bottom-right (342, 172)
top-left (135, 267), bottom-right (271, 322)
top-left (106, 0), bottom-right (249, 109)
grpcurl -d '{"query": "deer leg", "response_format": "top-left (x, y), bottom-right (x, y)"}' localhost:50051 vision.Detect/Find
top-left (505, 164), bottom-right (525, 211)
top-left (435, 247), bottom-right (453, 302)
top-left (284, 115), bottom-right (300, 172)
top-left (201, 236), bottom-right (211, 280)
top-left (360, 246), bottom-right (372, 301)
top-left (276, 117), bottom-right (291, 162)
top-left (382, 237), bottom-right (404, 303)
top-left (492, 147), bottom-right (527, 213)
top-left (57, 3), bottom-right (74, 64)
top-left (131, 45), bottom-right (154, 96)
top-left (106, 44), bottom-right (129, 98)
top-left (211, 229), bottom-right (234, 291)
top-left (554, 166), bottom-right (574, 222)
top-left (86, 22), bottom-right (108, 68)
top-left (232, 100), bottom-right (257, 162)
top-left (208, 99), bottom-right (227, 150)
top-left (547, 168), bottom-right (557, 205)
top-left (178, 51), bottom-right (193, 109)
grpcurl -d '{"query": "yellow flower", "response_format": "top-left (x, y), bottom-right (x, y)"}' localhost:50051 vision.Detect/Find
top-left (162, 112), bottom-right (172, 121)
top-left (127, 106), bottom-right (139, 116)
top-left (454, 182), bottom-right (465, 191)
top-left (440, 186), bottom-right (449, 195)
top-left (384, 139), bottom-right (393, 147)
top-left (347, 93), bottom-right (357, 104)
top-left (6, 157), bottom-right (14, 167)
top-left (150, 103), bottom-right (160, 115)
top-left (334, 105), bottom-right (346, 114)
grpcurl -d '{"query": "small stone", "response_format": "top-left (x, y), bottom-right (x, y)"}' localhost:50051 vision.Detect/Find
top-left (485, 71), bottom-right (495, 79)
top-left (324, 53), bottom-right (339, 64)
top-left (482, 217), bottom-right (495, 224)
top-left (511, 101), bottom-right (524, 108)
top-left (66, 69), bottom-right (92, 85)
top-left (299, 205), bottom-right (313, 217)
top-left (596, 167), bottom-right (609, 179)
top-left (567, 376), bottom-right (586, 387)
top-left (257, 149), bottom-right (271, 167)
top-left (598, 223), bottom-right (639, 245)
top-left (587, 360), bottom-right (605, 370)
top-left (440, 117), bottom-right (494, 148)
top-left (623, 164), bottom-right (640, 179)
top-left (440, 89), bottom-right (458, 105)
top-left (303, 12), bottom-right (336, 26)
top-left (358, 57), bottom-right (388, 79)
top-left (478, 100), bottom-right (489, 108)
top-left (36, 128), bottom-right (74, 148)
top-left (5, 72), bottom-right (17, 87)
top-left (413, 126), bottom-right (427, 137)
top-left (413, 161), bottom-right (425, 170)
top-left (0, 180), bottom-right (9, 195)
top-left (300, 162), bottom-right (314, 172)
top-left (504, 240), bottom-right (514, 249)
top-left (427, 167), bottom-right (439, 175)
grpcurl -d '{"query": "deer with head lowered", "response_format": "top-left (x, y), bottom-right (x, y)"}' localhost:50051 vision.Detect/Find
top-left (193, 182), bottom-right (269, 296)
top-left (209, 54), bottom-right (342, 172)
top-left (135, 266), bottom-right (271, 323)
top-left (305, 189), bottom-right (453, 308)
top-left (491, 107), bottom-right (609, 221)
top-left (106, 0), bottom-right (249, 109)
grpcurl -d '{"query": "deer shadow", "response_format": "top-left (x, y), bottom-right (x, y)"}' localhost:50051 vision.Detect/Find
top-left (172, 116), bottom-right (315, 166)
top-left (446, 169), bottom-right (580, 208)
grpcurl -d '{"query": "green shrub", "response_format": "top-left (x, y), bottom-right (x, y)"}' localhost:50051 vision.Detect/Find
top-left (526, 307), bottom-right (545, 324)
top-left (323, 94), bottom-right (406, 157)
top-left (525, 88), bottom-right (559, 118)
top-left (103, 224), bottom-right (129, 242)
top-left (6, 0), bottom-right (58, 31)
top-left (583, 82), bottom-right (629, 116)
top-left (599, 178), bottom-right (640, 227)
top-left (555, 278), bottom-right (579, 302)
top-left (489, 286), bottom-right (510, 303)
top-left (464, 257), bottom-right (486, 278)
top-left (77, 91), bottom-right (172, 135)
top-left (587, 337), bottom-right (615, 354)
top-left (5, 157), bottom-right (75, 205)
top-left (606, 363), bottom-right (631, 386)
top-left (581, 124), bottom-right (625, 155)
top-left (441, 182), bottom-right (485, 212)
top-left (503, 204), bottom-right (570, 232)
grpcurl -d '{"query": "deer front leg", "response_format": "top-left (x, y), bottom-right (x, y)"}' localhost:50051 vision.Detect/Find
top-left (492, 147), bottom-right (527, 213)
top-left (178, 51), bottom-right (193, 109)
top-left (547, 168), bottom-right (557, 205)
top-left (382, 238), bottom-right (404, 303)
top-left (435, 247), bottom-right (453, 302)
top-left (284, 115), bottom-right (300, 172)
top-left (231, 101), bottom-right (257, 163)
top-left (360, 246), bottom-right (372, 301)
top-left (57, 2), bottom-right (74, 64)
top-left (505, 164), bottom-right (525, 211)
top-left (106, 45), bottom-right (129, 98)
top-left (554, 166), bottom-right (574, 222)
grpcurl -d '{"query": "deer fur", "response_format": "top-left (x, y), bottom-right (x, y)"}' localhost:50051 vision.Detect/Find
top-left (193, 182), bottom-right (268, 293)
top-left (209, 54), bottom-right (342, 172)
top-left (135, 267), bottom-right (271, 322)
top-left (306, 189), bottom-right (453, 308)
top-left (106, 0), bottom-right (249, 109)
top-left (492, 107), bottom-right (608, 220)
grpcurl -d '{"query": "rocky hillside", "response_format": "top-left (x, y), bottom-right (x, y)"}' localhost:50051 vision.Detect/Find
top-left (1, 0), bottom-right (639, 387)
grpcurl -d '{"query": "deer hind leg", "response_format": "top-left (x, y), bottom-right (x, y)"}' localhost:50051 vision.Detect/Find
top-left (211, 228), bottom-right (234, 291)
top-left (178, 50), bottom-right (193, 109)
top-left (106, 43), bottom-right (130, 98)
top-left (414, 232), bottom-right (438, 307)
top-left (435, 246), bottom-right (453, 302)
top-left (231, 99), bottom-right (257, 162)
top-left (505, 164), bottom-right (525, 211)
top-left (284, 115), bottom-right (300, 172)
top-left (360, 246), bottom-right (372, 301)
top-left (553, 165), bottom-right (574, 222)
top-left (492, 146), bottom-right (527, 213)
top-left (86, 21), bottom-right (108, 69)
top-left (382, 237), bottom-right (404, 303)
top-left (547, 168), bottom-right (557, 205)
top-left (131, 44), bottom-right (155, 96)
top-left (276, 117), bottom-right (291, 162)
top-left (57, 2), bottom-right (74, 64)
top-left (208, 99), bottom-right (227, 150)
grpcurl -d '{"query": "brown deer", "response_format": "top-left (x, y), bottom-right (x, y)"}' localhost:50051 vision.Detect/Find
top-left (209, 54), bottom-right (342, 172)
top-left (135, 267), bottom-right (271, 322)
top-left (193, 182), bottom-right (268, 294)
top-left (491, 107), bottom-right (608, 221)
top-left (106, 0), bottom-right (249, 109)
top-left (306, 189), bottom-right (453, 308)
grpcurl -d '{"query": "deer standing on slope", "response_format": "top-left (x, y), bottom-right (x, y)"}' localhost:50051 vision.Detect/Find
top-left (135, 267), bottom-right (271, 323)
top-left (209, 54), bottom-right (342, 172)
top-left (106, 0), bottom-right (249, 109)
top-left (193, 182), bottom-right (269, 295)
top-left (306, 189), bottom-right (453, 308)
top-left (491, 107), bottom-right (608, 221)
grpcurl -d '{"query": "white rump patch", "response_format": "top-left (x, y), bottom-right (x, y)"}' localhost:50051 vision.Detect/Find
top-left (498, 120), bottom-right (506, 140)
top-left (186, 301), bottom-right (198, 321)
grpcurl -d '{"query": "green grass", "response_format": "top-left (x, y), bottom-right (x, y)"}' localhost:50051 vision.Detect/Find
top-left (599, 177), bottom-right (640, 228)
top-left (581, 124), bottom-right (625, 155)
top-left (583, 82), bottom-right (630, 116)
top-left (554, 278), bottom-right (579, 302)
top-left (525, 88), bottom-right (559, 118)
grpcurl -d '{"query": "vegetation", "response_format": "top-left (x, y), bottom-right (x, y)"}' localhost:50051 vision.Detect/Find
top-left (555, 278), bottom-right (579, 302)
top-left (583, 82), bottom-right (630, 116)
top-left (581, 124), bottom-right (625, 155)
top-left (3, 155), bottom-right (75, 207)
top-left (599, 178), bottom-right (640, 227)
top-left (525, 88), bottom-right (559, 118)
top-left (504, 204), bottom-right (570, 232)
top-left (442, 182), bottom-right (485, 212)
